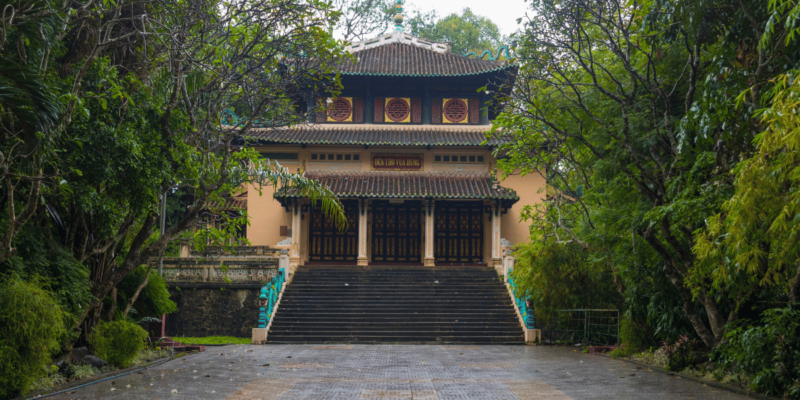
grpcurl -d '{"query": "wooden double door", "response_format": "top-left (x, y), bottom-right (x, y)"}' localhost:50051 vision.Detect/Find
top-left (371, 201), bottom-right (422, 263)
top-left (435, 202), bottom-right (484, 263)
top-left (309, 201), bottom-right (358, 263)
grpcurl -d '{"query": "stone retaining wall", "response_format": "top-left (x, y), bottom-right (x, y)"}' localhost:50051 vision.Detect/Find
top-left (165, 284), bottom-right (261, 338)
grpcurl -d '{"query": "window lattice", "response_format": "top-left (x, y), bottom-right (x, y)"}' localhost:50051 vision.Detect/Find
top-left (443, 99), bottom-right (468, 123)
top-left (386, 98), bottom-right (410, 122)
top-left (327, 98), bottom-right (352, 122)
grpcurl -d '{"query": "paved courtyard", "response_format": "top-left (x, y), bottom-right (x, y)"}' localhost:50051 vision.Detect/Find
top-left (49, 345), bottom-right (750, 400)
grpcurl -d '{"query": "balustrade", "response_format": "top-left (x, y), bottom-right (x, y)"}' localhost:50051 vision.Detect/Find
top-left (506, 265), bottom-right (535, 329)
top-left (258, 268), bottom-right (286, 329)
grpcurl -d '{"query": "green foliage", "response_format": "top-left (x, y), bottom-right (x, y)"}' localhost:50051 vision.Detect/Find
top-left (511, 241), bottom-right (621, 325)
top-left (407, 8), bottom-right (507, 55)
top-left (333, 0), bottom-right (396, 41)
top-left (0, 225), bottom-right (92, 341)
top-left (694, 73), bottom-right (800, 301)
top-left (88, 320), bottom-right (149, 368)
top-left (117, 265), bottom-right (177, 319)
top-left (493, 0), bottom-right (800, 351)
top-left (0, 277), bottom-right (67, 399)
top-left (1, 0), bottom-right (349, 345)
top-left (715, 305), bottom-right (800, 399)
top-left (662, 334), bottom-right (701, 372)
top-left (172, 336), bottom-right (251, 345)
top-left (614, 316), bottom-right (651, 356)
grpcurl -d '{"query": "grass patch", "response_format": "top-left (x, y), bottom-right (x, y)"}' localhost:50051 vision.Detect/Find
top-left (172, 336), bottom-right (251, 345)
top-left (132, 347), bottom-right (172, 365)
top-left (630, 347), bottom-right (668, 369)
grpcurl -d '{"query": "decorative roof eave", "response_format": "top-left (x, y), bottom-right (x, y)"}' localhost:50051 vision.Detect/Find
top-left (237, 124), bottom-right (505, 148)
top-left (339, 64), bottom-right (516, 78)
top-left (242, 136), bottom-right (499, 147)
top-left (272, 171), bottom-right (519, 207)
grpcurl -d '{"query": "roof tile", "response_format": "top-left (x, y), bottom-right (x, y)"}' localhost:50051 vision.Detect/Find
top-left (278, 171), bottom-right (518, 200)
top-left (246, 124), bottom-right (500, 147)
top-left (341, 43), bottom-right (510, 77)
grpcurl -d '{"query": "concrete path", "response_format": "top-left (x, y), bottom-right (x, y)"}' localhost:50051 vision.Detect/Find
top-left (48, 345), bottom-right (750, 400)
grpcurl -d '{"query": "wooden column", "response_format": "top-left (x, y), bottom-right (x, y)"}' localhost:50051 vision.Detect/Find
top-left (424, 200), bottom-right (435, 267)
top-left (491, 202), bottom-right (502, 267)
top-left (357, 199), bottom-right (369, 266)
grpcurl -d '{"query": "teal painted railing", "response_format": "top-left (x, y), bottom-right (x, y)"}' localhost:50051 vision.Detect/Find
top-left (507, 267), bottom-right (535, 329)
top-left (257, 268), bottom-right (285, 329)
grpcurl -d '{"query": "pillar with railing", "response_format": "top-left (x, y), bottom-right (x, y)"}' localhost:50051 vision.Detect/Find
top-left (503, 255), bottom-right (541, 342)
top-left (252, 267), bottom-right (286, 344)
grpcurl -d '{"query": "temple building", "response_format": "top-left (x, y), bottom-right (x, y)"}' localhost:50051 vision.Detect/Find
top-left (241, 31), bottom-right (545, 277)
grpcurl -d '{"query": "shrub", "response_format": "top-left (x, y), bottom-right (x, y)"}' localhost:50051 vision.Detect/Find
top-left (611, 316), bottom-right (652, 357)
top-left (88, 320), bottom-right (148, 368)
top-left (662, 334), bottom-right (700, 371)
top-left (0, 277), bottom-right (67, 399)
top-left (0, 226), bottom-right (92, 347)
top-left (715, 305), bottom-right (800, 399)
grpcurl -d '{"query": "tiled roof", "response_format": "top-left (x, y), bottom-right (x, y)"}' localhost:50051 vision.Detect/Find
top-left (245, 124), bottom-right (500, 147)
top-left (340, 42), bottom-right (511, 77)
top-left (205, 192), bottom-right (247, 210)
top-left (277, 171), bottom-right (518, 200)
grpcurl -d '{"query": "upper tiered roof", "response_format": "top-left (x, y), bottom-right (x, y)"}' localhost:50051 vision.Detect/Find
top-left (339, 32), bottom-right (512, 77)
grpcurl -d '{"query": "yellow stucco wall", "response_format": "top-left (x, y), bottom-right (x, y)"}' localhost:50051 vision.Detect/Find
top-left (245, 144), bottom-right (546, 263)
top-left (498, 170), bottom-right (546, 246)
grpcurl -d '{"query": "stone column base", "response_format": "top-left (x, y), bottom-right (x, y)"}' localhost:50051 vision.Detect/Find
top-left (423, 257), bottom-right (435, 267)
top-left (491, 258), bottom-right (502, 267)
top-left (357, 257), bottom-right (369, 266)
top-left (525, 328), bottom-right (542, 344)
top-left (251, 328), bottom-right (268, 344)
top-left (288, 257), bottom-right (301, 283)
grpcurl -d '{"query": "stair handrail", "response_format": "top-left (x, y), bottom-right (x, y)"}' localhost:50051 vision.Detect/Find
top-left (507, 266), bottom-right (535, 329)
top-left (257, 268), bottom-right (285, 329)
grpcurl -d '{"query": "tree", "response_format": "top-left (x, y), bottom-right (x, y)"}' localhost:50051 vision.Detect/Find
top-left (334, 0), bottom-right (396, 41)
top-left (0, 0), bottom-right (349, 340)
top-left (494, 0), bottom-right (798, 348)
top-left (407, 8), bottom-right (507, 56)
top-left (694, 0), bottom-right (800, 305)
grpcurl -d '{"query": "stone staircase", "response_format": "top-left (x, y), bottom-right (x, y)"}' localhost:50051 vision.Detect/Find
top-left (267, 266), bottom-right (524, 344)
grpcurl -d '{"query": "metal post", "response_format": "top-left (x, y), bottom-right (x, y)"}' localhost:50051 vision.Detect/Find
top-left (584, 310), bottom-right (589, 345)
top-left (159, 190), bottom-right (167, 276)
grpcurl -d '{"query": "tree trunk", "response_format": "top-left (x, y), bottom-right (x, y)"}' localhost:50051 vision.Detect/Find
top-left (122, 264), bottom-right (154, 319)
top-left (106, 286), bottom-right (117, 321)
top-left (640, 228), bottom-right (721, 348)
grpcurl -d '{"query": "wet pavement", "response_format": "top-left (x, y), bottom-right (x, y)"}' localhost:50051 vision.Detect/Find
top-left (47, 345), bottom-right (749, 399)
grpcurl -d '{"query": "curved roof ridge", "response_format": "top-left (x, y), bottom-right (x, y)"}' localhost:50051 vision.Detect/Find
top-left (339, 40), bottom-right (512, 77)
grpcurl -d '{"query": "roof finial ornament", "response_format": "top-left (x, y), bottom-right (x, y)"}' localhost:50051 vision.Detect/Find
top-left (394, 0), bottom-right (404, 31)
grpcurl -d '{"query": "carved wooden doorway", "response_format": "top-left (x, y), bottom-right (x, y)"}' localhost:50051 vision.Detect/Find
top-left (371, 201), bottom-right (422, 263)
top-left (434, 202), bottom-right (484, 263)
top-left (308, 200), bottom-right (358, 263)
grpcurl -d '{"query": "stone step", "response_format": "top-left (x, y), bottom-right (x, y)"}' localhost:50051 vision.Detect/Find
top-left (266, 335), bottom-right (524, 344)
top-left (270, 325), bottom-right (521, 331)
top-left (265, 266), bottom-right (523, 344)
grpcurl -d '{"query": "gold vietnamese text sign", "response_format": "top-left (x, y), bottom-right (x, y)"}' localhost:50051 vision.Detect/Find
top-left (372, 154), bottom-right (423, 171)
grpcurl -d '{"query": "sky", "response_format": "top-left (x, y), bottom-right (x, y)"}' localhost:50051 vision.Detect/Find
top-left (405, 0), bottom-right (531, 36)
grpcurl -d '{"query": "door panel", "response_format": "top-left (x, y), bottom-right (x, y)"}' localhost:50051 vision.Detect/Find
top-left (371, 201), bottom-right (422, 263)
top-left (435, 202), bottom-right (484, 263)
top-left (309, 201), bottom-right (358, 262)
